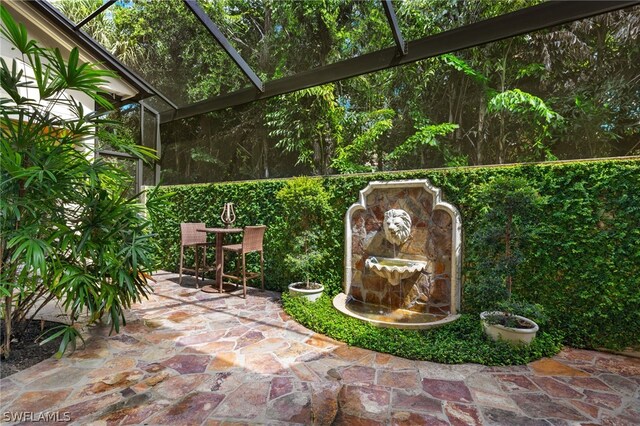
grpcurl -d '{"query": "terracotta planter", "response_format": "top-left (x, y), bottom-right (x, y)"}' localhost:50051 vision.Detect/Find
top-left (480, 311), bottom-right (539, 345)
top-left (288, 282), bottom-right (324, 302)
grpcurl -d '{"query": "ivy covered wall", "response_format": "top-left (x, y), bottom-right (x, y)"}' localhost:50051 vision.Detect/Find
top-left (149, 158), bottom-right (640, 350)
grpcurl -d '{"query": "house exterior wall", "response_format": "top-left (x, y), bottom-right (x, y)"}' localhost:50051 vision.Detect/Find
top-left (1, 36), bottom-right (96, 121)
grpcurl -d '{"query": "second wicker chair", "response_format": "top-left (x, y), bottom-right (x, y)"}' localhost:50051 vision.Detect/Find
top-left (221, 225), bottom-right (266, 298)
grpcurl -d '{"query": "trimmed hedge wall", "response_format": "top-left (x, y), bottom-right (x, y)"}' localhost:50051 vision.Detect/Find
top-left (149, 158), bottom-right (640, 350)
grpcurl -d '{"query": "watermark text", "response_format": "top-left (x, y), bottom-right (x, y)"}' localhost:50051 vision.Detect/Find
top-left (2, 411), bottom-right (71, 423)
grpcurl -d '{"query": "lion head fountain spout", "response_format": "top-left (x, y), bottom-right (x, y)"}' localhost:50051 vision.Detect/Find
top-left (383, 209), bottom-right (412, 247)
top-left (365, 208), bottom-right (427, 285)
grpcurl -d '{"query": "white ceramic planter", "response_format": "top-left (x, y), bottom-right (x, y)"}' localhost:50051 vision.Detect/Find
top-left (480, 311), bottom-right (539, 345)
top-left (288, 282), bottom-right (324, 302)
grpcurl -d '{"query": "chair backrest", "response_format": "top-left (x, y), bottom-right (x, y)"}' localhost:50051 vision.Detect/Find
top-left (181, 222), bottom-right (207, 246)
top-left (242, 225), bottom-right (266, 253)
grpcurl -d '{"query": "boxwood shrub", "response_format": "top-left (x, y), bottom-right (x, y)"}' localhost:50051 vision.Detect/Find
top-left (149, 158), bottom-right (640, 351)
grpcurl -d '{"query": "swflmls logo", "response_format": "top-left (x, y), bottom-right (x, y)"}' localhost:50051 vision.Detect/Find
top-left (2, 411), bottom-right (71, 422)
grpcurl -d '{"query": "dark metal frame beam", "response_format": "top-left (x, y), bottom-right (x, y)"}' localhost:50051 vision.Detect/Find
top-left (74, 0), bottom-right (116, 30)
top-left (161, 0), bottom-right (637, 123)
top-left (154, 107), bottom-right (161, 185)
top-left (140, 100), bottom-right (161, 116)
top-left (138, 105), bottom-right (145, 193)
top-left (183, 0), bottom-right (264, 92)
top-left (381, 0), bottom-right (407, 55)
top-left (31, 0), bottom-right (178, 110)
top-left (139, 100), bottom-right (163, 186)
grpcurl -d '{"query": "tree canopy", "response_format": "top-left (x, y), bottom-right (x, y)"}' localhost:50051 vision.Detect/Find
top-left (53, 0), bottom-right (640, 184)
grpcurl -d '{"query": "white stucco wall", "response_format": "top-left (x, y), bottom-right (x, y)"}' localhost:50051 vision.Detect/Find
top-left (1, 37), bottom-right (96, 123)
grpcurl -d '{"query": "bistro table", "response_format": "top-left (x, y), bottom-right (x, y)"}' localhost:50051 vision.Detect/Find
top-left (197, 227), bottom-right (243, 293)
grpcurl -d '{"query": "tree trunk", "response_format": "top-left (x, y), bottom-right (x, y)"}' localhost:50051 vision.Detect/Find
top-left (323, 133), bottom-right (333, 175)
top-left (505, 212), bottom-right (512, 296)
top-left (498, 114), bottom-right (505, 164)
top-left (2, 180), bottom-right (26, 358)
top-left (497, 44), bottom-right (510, 164)
top-left (477, 96), bottom-right (486, 165)
top-left (262, 127), bottom-right (270, 179)
top-left (2, 295), bottom-right (12, 358)
top-left (260, 6), bottom-right (271, 179)
top-left (312, 133), bottom-right (322, 175)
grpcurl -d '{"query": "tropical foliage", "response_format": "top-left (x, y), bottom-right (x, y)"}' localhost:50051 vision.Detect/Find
top-left (0, 6), bottom-right (157, 358)
top-left (51, 1), bottom-right (639, 183)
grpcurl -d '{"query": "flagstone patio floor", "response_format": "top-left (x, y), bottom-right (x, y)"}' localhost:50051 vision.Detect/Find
top-left (1, 271), bottom-right (638, 425)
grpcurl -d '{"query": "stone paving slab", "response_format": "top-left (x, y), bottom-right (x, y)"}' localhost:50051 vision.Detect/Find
top-left (1, 271), bottom-right (638, 425)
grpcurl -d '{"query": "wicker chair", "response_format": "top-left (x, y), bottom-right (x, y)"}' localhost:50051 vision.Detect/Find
top-left (221, 225), bottom-right (266, 298)
top-left (179, 222), bottom-right (214, 287)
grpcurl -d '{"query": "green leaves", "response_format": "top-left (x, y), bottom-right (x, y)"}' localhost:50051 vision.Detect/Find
top-left (39, 325), bottom-right (85, 359)
top-left (284, 232), bottom-right (328, 286)
top-left (275, 176), bottom-right (332, 228)
top-left (8, 235), bottom-right (49, 273)
top-left (47, 0), bottom-right (639, 177)
top-left (332, 108), bottom-right (395, 174)
top-left (151, 159), bottom-right (640, 351)
top-left (1, 6), bottom-right (155, 359)
top-left (45, 47), bottom-right (115, 110)
top-left (0, 5), bottom-right (38, 55)
top-left (465, 175), bottom-right (547, 310)
top-left (0, 58), bottom-right (29, 105)
top-left (441, 53), bottom-right (490, 87)
top-left (266, 84), bottom-right (343, 175)
top-left (283, 294), bottom-right (563, 366)
top-left (488, 89), bottom-right (563, 125)
top-left (388, 122), bottom-right (459, 160)
top-left (275, 177), bottom-right (334, 285)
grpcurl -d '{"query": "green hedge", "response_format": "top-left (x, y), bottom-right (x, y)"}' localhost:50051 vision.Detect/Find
top-left (283, 294), bottom-right (563, 365)
top-left (149, 158), bottom-right (640, 350)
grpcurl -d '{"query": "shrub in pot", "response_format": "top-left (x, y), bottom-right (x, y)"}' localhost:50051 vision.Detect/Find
top-left (285, 231), bottom-right (327, 301)
top-left (480, 299), bottom-right (547, 345)
top-left (276, 177), bottom-right (332, 301)
top-left (466, 176), bottom-right (547, 344)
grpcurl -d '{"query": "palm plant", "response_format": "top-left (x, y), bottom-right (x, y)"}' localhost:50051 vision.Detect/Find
top-left (0, 6), bottom-right (157, 358)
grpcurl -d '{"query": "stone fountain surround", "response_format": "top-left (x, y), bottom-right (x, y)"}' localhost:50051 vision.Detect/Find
top-left (333, 179), bottom-right (462, 329)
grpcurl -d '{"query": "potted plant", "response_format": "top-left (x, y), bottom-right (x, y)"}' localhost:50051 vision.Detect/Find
top-left (276, 177), bottom-right (332, 301)
top-left (480, 299), bottom-right (546, 345)
top-left (467, 176), bottom-right (547, 344)
top-left (285, 231), bottom-right (327, 301)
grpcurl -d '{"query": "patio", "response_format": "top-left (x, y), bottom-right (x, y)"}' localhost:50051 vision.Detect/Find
top-left (1, 272), bottom-right (638, 425)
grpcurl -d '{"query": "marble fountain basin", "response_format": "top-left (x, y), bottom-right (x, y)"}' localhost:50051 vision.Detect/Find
top-left (365, 257), bottom-right (428, 285)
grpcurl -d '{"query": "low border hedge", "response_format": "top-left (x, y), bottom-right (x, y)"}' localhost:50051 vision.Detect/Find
top-left (283, 294), bottom-right (563, 365)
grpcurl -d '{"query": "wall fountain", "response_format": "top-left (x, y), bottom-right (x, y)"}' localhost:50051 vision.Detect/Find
top-left (333, 179), bottom-right (462, 329)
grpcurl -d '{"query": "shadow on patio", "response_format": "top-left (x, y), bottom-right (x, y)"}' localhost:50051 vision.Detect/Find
top-left (1, 271), bottom-right (639, 425)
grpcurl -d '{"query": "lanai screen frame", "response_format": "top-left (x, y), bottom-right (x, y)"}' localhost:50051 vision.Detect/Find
top-left (27, 0), bottom-right (639, 189)
top-left (32, 0), bottom-right (638, 122)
